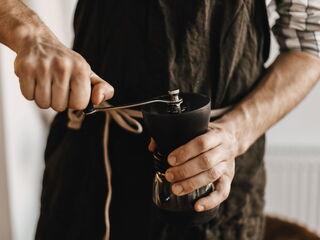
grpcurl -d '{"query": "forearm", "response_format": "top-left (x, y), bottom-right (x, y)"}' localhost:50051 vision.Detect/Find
top-left (0, 0), bottom-right (60, 53)
top-left (215, 51), bottom-right (320, 155)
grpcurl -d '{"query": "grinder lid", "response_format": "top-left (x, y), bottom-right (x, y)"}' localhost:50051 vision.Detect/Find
top-left (142, 92), bottom-right (210, 116)
top-left (142, 92), bottom-right (211, 154)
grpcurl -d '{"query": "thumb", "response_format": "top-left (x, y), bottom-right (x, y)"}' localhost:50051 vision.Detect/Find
top-left (90, 72), bottom-right (114, 105)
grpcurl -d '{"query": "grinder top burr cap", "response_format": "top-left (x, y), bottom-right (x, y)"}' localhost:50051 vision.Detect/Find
top-left (142, 90), bottom-right (210, 116)
top-left (142, 91), bottom-right (211, 154)
top-left (167, 89), bottom-right (184, 114)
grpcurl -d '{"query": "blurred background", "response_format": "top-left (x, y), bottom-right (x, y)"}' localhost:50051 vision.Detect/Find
top-left (0, 1), bottom-right (319, 239)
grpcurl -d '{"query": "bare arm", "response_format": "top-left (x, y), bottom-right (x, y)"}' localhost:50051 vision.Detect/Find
top-left (0, 0), bottom-right (114, 111)
top-left (0, 0), bottom-right (58, 52)
top-left (217, 51), bottom-right (320, 155)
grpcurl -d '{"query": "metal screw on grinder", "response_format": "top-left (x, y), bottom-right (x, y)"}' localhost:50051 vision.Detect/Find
top-left (168, 89), bottom-right (184, 113)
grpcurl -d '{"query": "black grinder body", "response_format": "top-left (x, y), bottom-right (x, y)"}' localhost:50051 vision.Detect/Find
top-left (142, 93), bottom-right (218, 226)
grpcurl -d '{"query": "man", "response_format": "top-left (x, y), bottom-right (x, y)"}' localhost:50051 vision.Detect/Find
top-left (0, 0), bottom-right (319, 239)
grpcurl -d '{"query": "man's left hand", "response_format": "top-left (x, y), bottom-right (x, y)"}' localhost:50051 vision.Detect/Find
top-left (149, 122), bottom-right (238, 212)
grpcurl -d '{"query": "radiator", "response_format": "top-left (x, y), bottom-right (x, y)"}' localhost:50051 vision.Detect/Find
top-left (265, 146), bottom-right (320, 235)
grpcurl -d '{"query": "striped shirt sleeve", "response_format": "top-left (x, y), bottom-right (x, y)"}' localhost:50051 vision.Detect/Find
top-left (271, 0), bottom-right (320, 57)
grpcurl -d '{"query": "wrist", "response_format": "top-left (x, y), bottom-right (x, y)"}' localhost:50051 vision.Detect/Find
top-left (13, 26), bottom-right (60, 54)
top-left (1, 6), bottom-right (60, 53)
top-left (211, 109), bottom-right (254, 156)
top-left (12, 21), bottom-right (60, 54)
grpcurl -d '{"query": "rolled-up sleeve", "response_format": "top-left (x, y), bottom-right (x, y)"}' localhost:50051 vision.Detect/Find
top-left (272, 0), bottom-right (320, 57)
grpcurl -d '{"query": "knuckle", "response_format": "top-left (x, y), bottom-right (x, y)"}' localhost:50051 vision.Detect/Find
top-left (176, 167), bottom-right (188, 179)
top-left (21, 89), bottom-right (34, 101)
top-left (68, 101), bottom-right (86, 110)
top-left (53, 81), bottom-right (67, 91)
top-left (23, 59), bottom-right (36, 70)
top-left (36, 100), bottom-right (50, 109)
top-left (53, 57), bottom-right (71, 75)
top-left (207, 168), bottom-right (219, 181)
top-left (38, 60), bottom-right (50, 75)
top-left (196, 137), bottom-right (208, 150)
top-left (36, 78), bottom-right (48, 88)
top-left (55, 66), bottom-right (67, 76)
top-left (16, 60), bottom-right (35, 75)
top-left (184, 180), bottom-right (197, 193)
top-left (200, 154), bottom-right (212, 169)
top-left (52, 104), bottom-right (67, 112)
top-left (99, 82), bottom-right (114, 92)
top-left (24, 93), bottom-right (34, 101)
top-left (73, 52), bottom-right (84, 61)
top-left (73, 58), bottom-right (89, 71)
top-left (176, 149), bottom-right (186, 161)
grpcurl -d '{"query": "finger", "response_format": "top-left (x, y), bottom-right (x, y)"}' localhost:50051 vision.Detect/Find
top-left (168, 130), bottom-right (222, 166)
top-left (90, 72), bottom-right (114, 105)
top-left (51, 68), bottom-right (71, 112)
top-left (69, 71), bottom-right (91, 110)
top-left (194, 175), bottom-right (231, 212)
top-left (165, 146), bottom-right (226, 182)
top-left (171, 162), bottom-right (227, 196)
top-left (148, 138), bottom-right (157, 152)
top-left (15, 59), bottom-right (36, 100)
top-left (34, 63), bottom-right (52, 109)
top-left (18, 75), bottom-right (36, 100)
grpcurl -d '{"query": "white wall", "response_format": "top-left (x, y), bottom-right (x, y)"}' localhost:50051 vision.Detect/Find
top-left (0, 53), bottom-right (12, 240)
top-left (0, 46), bottom-right (47, 240)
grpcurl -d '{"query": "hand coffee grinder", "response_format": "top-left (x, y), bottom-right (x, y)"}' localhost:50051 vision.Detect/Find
top-left (84, 89), bottom-right (218, 225)
top-left (142, 90), bottom-right (218, 225)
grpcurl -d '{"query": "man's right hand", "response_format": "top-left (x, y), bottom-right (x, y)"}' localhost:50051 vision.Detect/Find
top-left (14, 39), bottom-right (114, 111)
top-left (0, 0), bottom-right (113, 111)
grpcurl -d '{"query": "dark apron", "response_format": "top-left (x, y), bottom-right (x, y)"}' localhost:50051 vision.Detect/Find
top-left (36, 0), bottom-right (270, 239)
